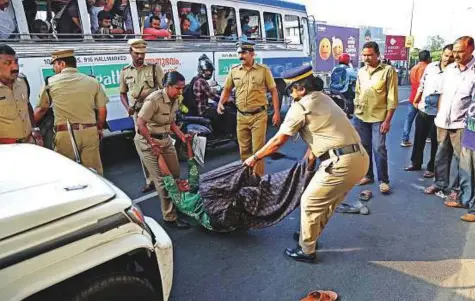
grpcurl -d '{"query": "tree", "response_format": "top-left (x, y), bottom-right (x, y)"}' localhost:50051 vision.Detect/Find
top-left (425, 35), bottom-right (445, 52)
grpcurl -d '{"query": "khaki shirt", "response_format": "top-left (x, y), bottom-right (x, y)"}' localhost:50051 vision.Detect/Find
top-left (355, 63), bottom-right (398, 122)
top-left (278, 92), bottom-right (361, 158)
top-left (120, 63), bottom-right (164, 109)
top-left (224, 61), bottom-right (276, 111)
top-left (138, 88), bottom-right (179, 135)
top-left (0, 78), bottom-right (32, 139)
top-left (38, 68), bottom-right (109, 125)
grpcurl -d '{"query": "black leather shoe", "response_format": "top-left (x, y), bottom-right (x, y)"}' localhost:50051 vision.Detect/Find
top-left (284, 246), bottom-right (316, 263)
top-left (293, 231), bottom-right (318, 249)
top-left (165, 219), bottom-right (190, 229)
top-left (141, 182), bottom-right (155, 193)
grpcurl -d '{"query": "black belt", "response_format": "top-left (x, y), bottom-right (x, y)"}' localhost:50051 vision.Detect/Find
top-left (151, 133), bottom-right (169, 140)
top-left (319, 144), bottom-right (360, 161)
top-left (237, 106), bottom-right (266, 116)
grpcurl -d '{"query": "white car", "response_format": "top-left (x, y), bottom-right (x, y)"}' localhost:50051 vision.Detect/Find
top-left (0, 144), bottom-right (173, 301)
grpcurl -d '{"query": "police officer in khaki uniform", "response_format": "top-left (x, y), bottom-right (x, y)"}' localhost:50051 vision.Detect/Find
top-left (136, 71), bottom-right (191, 229)
top-left (120, 39), bottom-right (164, 193)
top-left (245, 65), bottom-right (369, 263)
top-left (217, 41), bottom-right (281, 177)
top-left (0, 44), bottom-right (43, 145)
top-left (35, 49), bottom-right (109, 175)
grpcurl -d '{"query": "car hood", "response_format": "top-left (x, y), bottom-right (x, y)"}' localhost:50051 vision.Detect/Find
top-left (0, 144), bottom-right (116, 240)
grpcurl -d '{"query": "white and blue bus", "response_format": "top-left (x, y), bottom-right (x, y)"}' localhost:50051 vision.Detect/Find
top-left (7, 0), bottom-right (313, 133)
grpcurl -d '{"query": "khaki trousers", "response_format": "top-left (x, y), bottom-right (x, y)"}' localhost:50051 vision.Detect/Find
top-left (136, 135), bottom-right (179, 221)
top-left (133, 113), bottom-right (153, 185)
top-left (54, 126), bottom-right (103, 175)
top-left (299, 146), bottom-right (369, 254)
top-left (237, 110), bottom-right (268, 176)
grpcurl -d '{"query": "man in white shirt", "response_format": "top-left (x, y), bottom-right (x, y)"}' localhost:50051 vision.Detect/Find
top-left (0, 0), bottom-right (16, 39)
top-left (405, 44), bottom-right (454, 178)
top-left (425, 36), bottom-right (475, 202)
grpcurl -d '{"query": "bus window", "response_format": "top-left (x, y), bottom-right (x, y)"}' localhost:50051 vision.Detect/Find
top-left (239, 9), bottom-right (260, 40)
top-left (135, 0), bottom-right (174, 40)
top-left (211, 5), bottom-right (236, 41)
top-left (301, 17), bottom-right (310, 55)
top-left (177, 2), bottom-right (208, 39)
top-left (26, 0), bottom-right (83, 41)
top-left (0, 0), bottom-right (18, 40)
top-left (263, 12), bottom-right (283, 42)
top-left (284, 15), bottom-right (301, 44)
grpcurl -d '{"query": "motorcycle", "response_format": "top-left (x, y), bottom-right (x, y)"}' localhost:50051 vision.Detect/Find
top-left (174, 82), bottom-right (238, 161)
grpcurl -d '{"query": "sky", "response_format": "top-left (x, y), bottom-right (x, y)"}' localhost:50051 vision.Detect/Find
top-left (295, 0), bottom-right (474, 48)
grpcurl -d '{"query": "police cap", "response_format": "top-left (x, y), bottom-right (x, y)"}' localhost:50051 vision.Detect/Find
top-left (128, 39), bottom-right (147, 53)
top-left (282, 65), bottom-right (314, 93)
top-left (237, 40), bottom-right (255, 53)
top-left (51, 49), bottom-right (74, 64)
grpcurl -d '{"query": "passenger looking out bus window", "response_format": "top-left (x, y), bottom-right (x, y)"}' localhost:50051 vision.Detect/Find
top-left (104, 0), bottom-right (133, 34)
top-left (180, 17), bottom-right (198, 39)
top-left (143, 15), bottom-right (171, 40)
top-left (177, 2), bottom-right (207, 36)
top-left (144, 3), bottom-right (167, 29)
top-left (239, 10), bottom-right (260, 40)
top-left (89, 0), bottom-right (105, 32)
top-left (263, 12), bottom-right (283, 41)
top-left (95, 10), bottom-right (118, 39)
top-left (31, 19), bottom-right (53, 40)
top-left (0, 0), bottom-right (17, 40)
top-left (51, 0), bottom-right (82, 40)
top-left (223, 19), bottom-right (237, 41)
top-left (186, 3), bottom-right (200, 32)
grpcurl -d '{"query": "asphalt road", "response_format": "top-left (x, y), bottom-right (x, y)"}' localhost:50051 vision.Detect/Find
top-left (102, 87), bottom-right (475, 301)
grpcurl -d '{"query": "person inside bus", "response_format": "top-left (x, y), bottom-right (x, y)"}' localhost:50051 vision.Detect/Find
top-left (95, 10), bottom-right (123, 39)
top-left (181, 17), bottom-right (199, 39)
top-left (143, 15), bottom-right (171, 40)
top-left (104, 0), bottom-right (133, 35)
top-left (31, 19), bottom-right (53, 40)
top-left (89, 0), bottom-right (105, 33)
top-left (223, 19), bottom-right (237, 41)
top-left (23, 0), bottom-right (37, 33)
top-left (144, 3), bottom-right (168, 30)
top-left (51, 0), bottom-right (82, 39)
top-left (186, 3), bottom-right (202, 33)
top-left (0, 0), bottom-right (17, 39)
top-left (241, 16), bottom-right (257, 38)
top-left (265, 15), bottom-right (276, 40)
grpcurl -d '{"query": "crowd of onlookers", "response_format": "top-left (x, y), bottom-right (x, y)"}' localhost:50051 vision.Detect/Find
top-left (400, 36), bottom-right (475, 223)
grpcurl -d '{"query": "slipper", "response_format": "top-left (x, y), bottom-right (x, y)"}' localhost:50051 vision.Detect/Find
top-left (379, 183), bottom-right (391, 194)
top-left (357, 177), bottom-right (374, 186)
top-left (301, 290), bottom-right (338, 301)
top-left (424, 185), bottom-right (440, 195)
top-left (446, 192), bottom-right (459, 203)
top-left (423, 171), bottom-right (435, 178)
top-left (359, 190), bottom-right (373, 201)
top-left (336, 203), bottom-right (360, 214)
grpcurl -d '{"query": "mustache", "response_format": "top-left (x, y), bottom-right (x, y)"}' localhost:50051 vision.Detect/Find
top-left (11, 70), bottom-right (18, 75)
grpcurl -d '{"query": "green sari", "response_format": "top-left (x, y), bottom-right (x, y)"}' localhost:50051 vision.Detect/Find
top-left (163, 159), bottom-right (214, 230)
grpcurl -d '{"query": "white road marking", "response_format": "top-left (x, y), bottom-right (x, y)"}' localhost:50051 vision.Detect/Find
top-left (133, 192), bottom-right (158, 204)
top-left (400, 98), bottom-right (409, 103)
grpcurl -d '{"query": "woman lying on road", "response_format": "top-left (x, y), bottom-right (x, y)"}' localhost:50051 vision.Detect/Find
top-left (155, 138), bottom-right (316, 232)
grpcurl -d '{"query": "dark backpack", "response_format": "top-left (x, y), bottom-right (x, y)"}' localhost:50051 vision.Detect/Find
top-left (330, 66), bottom-right (348, 92)
top-left (182, 76), bottom-right (200, 115)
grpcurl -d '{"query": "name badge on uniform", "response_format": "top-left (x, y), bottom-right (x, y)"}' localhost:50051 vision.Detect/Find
top-left (233, 77), bottom-right (241, 81)
top-left (0, 96), bottom-right (6, 100)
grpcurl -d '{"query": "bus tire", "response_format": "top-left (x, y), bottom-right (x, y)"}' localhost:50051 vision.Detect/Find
top-left (70, 274), bottom-right (160, 301)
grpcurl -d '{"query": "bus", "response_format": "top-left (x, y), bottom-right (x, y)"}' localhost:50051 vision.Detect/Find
top-left (7, 0), bottom-right (313, 135)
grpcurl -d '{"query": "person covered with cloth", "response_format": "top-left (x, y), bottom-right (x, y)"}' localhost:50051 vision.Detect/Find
top-left (154, 132), bottom-right (316, 233)
top-left (244, 65), bottom-right (369, 264)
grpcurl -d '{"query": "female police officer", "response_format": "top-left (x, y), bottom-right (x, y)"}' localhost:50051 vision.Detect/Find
top-left (244, 65), bottom-right (369, 263)
top-left (137, 71), bottom-right (191, 229)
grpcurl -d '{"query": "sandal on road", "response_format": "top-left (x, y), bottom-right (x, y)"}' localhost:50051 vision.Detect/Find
top-left (301, 290), bottom-right (338, 301)
top-left (446, 192), bottom-right (459, 203)
top-left (424, 185), bottom-right (440, 195)
top-left (359, 190), bottom-right (373, 201)
top-left (379, 183), bottom-right (391, 194)
top-left (357, 177), bottom-right (374, 186)
top-left (423, 171), bottom-right (435, 178)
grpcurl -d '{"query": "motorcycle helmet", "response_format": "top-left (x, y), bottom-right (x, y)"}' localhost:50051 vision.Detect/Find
top-left (197, 54), bottom-right (215, 80)
top-left (338, 53), bottom-right (351, 65)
